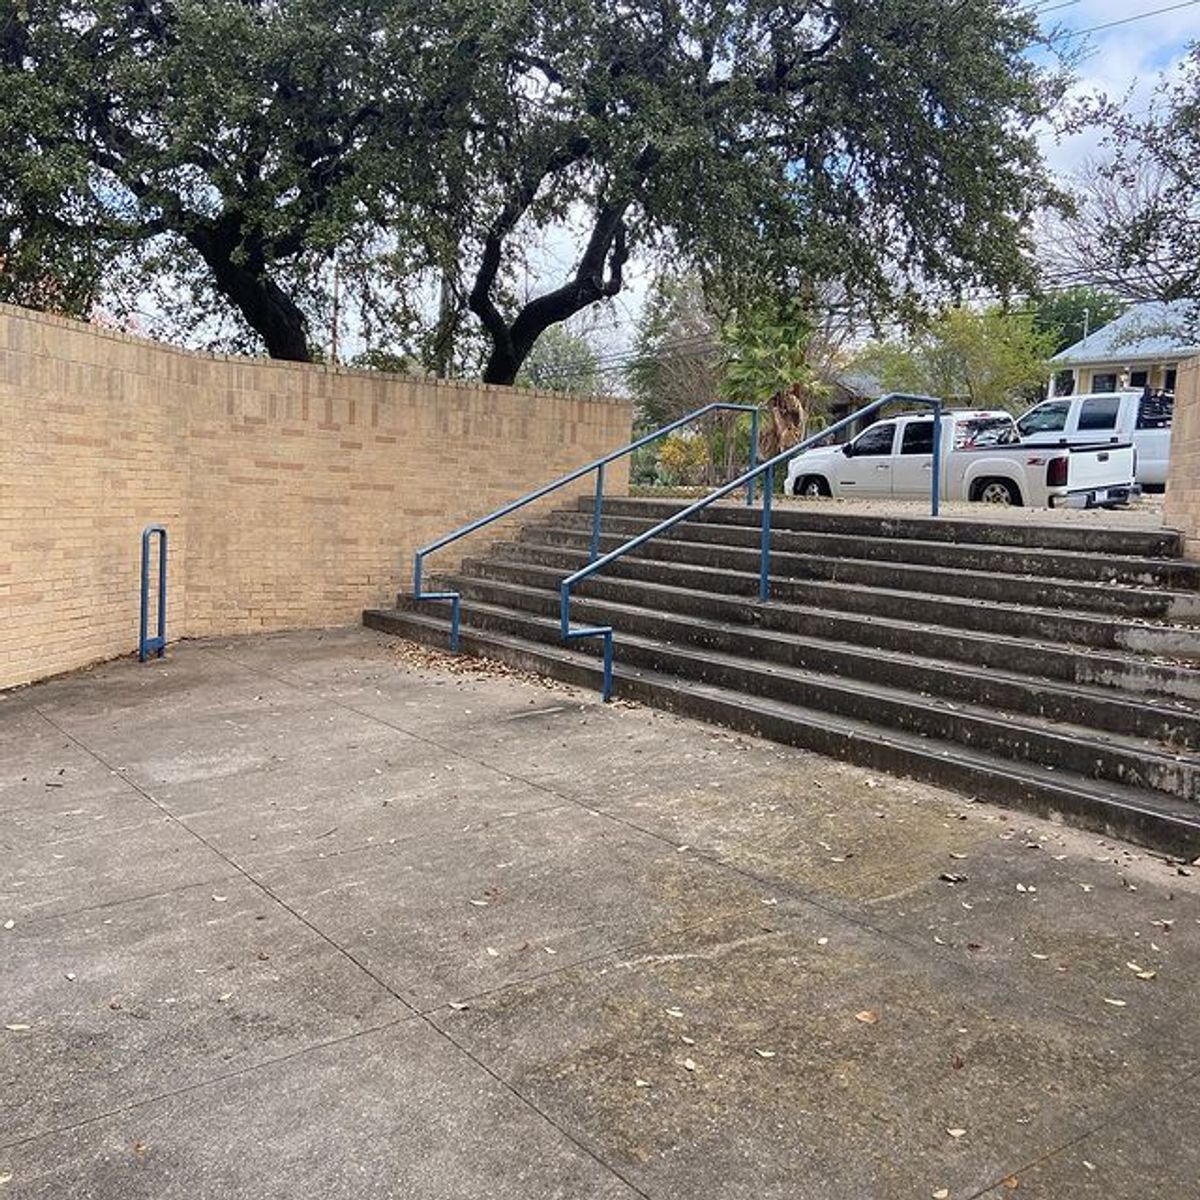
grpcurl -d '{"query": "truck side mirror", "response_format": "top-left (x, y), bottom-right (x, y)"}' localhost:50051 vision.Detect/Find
top-left (841, 442), bottom-right (854, 457)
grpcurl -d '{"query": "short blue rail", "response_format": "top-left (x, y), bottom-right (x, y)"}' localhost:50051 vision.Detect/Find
top-left (412, 403), bottom-right (761, 649)
top-left (139, 524), bottom-right (168, 662)
top-left (561, 392), bottom-right (944, 699)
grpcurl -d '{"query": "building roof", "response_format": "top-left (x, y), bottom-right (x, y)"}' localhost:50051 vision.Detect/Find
top-left (832, 367), bottom-right (882, 397)
top-left (1051, 299), bottom-right (1200, 366)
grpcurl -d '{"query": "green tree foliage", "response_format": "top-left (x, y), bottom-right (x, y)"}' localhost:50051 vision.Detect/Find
top-left (721, 298), bottom-right (824, 409)
top-left (515, 324), bottom-right (600, 394)
top-left (857, 307), bottom-right (1055, 411)
top-left (418, 0), bottom-right (1064, 383)
top-left (0, 0), bottom-right (422, 357)
top-left (720, 294), bottom-right (843, 457)
top-left (1032, 287), bottom-right (1125, 355)
top-left (627, 275), bottom-right (721, 429)
top-left (2, 1), bottom-right (1063, 378)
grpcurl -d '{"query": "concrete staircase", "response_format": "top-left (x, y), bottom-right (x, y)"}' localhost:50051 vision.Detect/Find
top-left (365, 497), bottom-right (1200, 854)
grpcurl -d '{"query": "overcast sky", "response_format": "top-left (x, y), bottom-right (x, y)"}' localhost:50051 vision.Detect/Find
top-left (1032, 0), bottom-right (1197, 173)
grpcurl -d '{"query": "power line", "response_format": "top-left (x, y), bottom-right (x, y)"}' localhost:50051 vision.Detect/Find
top-left (1029, 0), bottom-right (1082, 13)
top-left (1057, 0), bottom-right (1200, 38)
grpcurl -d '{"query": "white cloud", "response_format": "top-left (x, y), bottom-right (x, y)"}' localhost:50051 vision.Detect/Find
top-left (1035, 0), bottom-right (1195, 176)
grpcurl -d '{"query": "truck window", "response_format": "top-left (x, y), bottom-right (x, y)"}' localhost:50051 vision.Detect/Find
top-left (900, 422), bottom-right (934, 455)
top-left (1137, 393), bottom-right (1173, 429)
top-left (851, 423), bottom-right (896, 456)
top-left (1016, 400), bottom-right (1070, 436)
top-left (1077, 395), bottom-right (1120, 431)
top-left (955, 417), bottom-right (1019, 449)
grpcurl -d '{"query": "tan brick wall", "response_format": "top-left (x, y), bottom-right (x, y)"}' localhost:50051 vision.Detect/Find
top-left (0, 303), bottom-right (632, 689)
top-left (1164, 356), bottom-right (1200, 559)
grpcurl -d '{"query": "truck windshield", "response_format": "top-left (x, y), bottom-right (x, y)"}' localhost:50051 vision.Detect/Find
top-left (954, 417), bottom-right (1019, 449)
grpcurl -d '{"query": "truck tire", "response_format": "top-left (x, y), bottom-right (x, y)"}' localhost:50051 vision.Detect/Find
top-left (796, 475), bottom-right (831, 498)
top-left (973, 478), bottom-right (1022, 506)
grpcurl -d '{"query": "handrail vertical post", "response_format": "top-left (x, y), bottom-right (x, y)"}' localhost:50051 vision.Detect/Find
top-left (157, 531), bottom-right (167, 652)
top-left (139, 533), bottom-right (151, 660)
top-left (758, 463), bottom-right (774, 602)
top-left (559, 581), bottom-right (571, 640)
top-left (139, 524), bottom-right (167, 662)
top-left (590, 464), bottom-right (605, 563)
top-left (559, 578), bottom-right (613, 700)
top-left (746, 408), bottom-right (760, 506)
top-left (930, 400), bottom-right (942, 518)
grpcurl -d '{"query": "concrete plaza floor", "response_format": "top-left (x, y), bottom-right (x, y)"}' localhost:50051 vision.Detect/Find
top-left (3, 627), bottom-right (1200, 1199)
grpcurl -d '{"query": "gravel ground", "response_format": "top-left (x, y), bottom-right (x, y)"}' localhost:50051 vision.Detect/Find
top-left (773, 492), bottom-right (1169, 529)
top-left (633, 487), bottom-right (1170, 530)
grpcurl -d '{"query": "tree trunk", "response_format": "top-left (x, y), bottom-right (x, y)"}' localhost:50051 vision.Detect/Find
top-left (429, 259), bottom-right (462, 378)
top-left (473, 205), bottom-right (629, 386)
top-left (187, 219), bottom-right (311, 361)
top-left (207, 255), bottom-right (311, 361)
top-left (481, 340), bottom-right (523, 386)
top-left (760, 385), bottom-right (809, 458)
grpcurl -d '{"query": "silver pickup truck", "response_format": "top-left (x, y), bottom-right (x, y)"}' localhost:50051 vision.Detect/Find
top-left (1016, 390), bottom-right (1172, 490)
top-left (784, 410), bottom-right (1139, 508)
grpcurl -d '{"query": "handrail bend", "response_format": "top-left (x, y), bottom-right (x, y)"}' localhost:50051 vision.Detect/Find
top-left (561, 392), bottom-right (944, 699)
top-left (412, 402), bottom-right (761, 649)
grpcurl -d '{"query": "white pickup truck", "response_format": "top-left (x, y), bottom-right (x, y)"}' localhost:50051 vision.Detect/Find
top-left (784, 410), bottom-right (1138, 508)
top-left (1015, 390), bottom-right (1173, 489)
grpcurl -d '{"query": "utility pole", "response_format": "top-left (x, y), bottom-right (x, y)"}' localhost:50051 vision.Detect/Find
top-left (1082, 307), bottom-right (1090, 342)
top-left (330, 256), bottom-right (340, 366)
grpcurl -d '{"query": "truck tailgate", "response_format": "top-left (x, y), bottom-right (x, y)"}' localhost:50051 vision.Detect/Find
top-left (1066, 443), bottom-right (1137, 492)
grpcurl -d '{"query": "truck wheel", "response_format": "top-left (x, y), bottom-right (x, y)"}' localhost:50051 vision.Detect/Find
top-left (974, 478), bottom-right (1022, 506)
top-left (798, 475), bottom-right (831, 498)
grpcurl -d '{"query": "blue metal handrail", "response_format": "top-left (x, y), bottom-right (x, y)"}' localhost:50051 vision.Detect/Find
top-left (412, 402), bottom-right (761, 649)
top-left (560, 392), bottom-right (944, 699)
top-left (139, 524), bottom-right (168, 662)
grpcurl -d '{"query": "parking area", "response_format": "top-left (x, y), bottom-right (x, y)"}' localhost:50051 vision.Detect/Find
top-left (4, 627), bottom-right (1200, 1199)
top-left (774, 492), bottom-right (1168, 527)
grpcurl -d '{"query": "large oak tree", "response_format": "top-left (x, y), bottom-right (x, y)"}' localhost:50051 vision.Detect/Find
top-left (2, 1), bottom-right (1064, 380)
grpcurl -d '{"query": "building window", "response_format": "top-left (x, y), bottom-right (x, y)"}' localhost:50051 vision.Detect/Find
top-left (1052, 369), bottom-right (1075, 396)
top-left (1165, 367), bottom-right (1178, 394)
top-left (1090, 372), bottom-right (1117, 393)
top-left (1129, 370), bottom-right (1148, 388)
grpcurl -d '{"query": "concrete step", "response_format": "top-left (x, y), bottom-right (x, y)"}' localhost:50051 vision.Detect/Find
top-left (472, 546), bottom-right (1200, 658)
top-left (514, 529), bottom-right (1200, 624)
top-left (539, 508), bottom-right (1200, 590)
top-left (363, 606), bottom-right (1200, 856)
top-left (595, 496), bottom-right (1186, 558)
top-left (390, 595), bottom-right (1200, 804)
top-left (443, 561), bottom-right (1200, 701)
top-left (437, 573), bottom-right (1200, 745)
